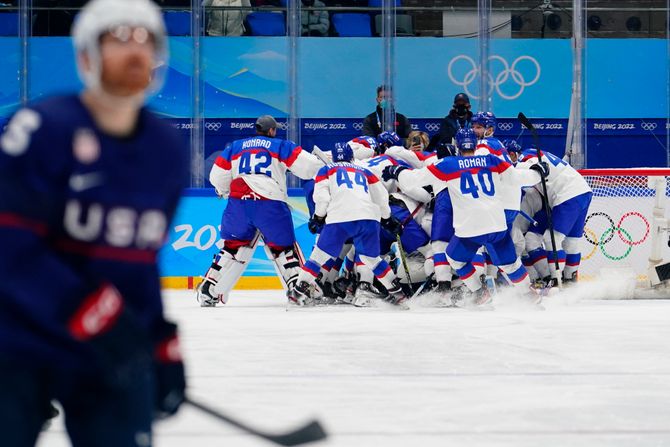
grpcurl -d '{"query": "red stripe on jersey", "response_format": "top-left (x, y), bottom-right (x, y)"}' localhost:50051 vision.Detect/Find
top-left (366, 173), bottom-right (380, 184)
top-left (427, 163), bottom-right (450, 181)
top-left (315, 173), bottom-right (328, 183)
top-left (415, 151), bottom-right (435, 161)
top-left (489, 160), bottom-right (512, 174)
top-left (215, 156), bottom-right (231, 170)
top-left (229, 178), bottom-right (269, 200)
top-left (55, 239), bottom-right (156, 263)
top-left (284, 146), bottom-right (302, 167)
top-left (0, 212), bottom-right (48, 236)
top-left (231, 148), bottom-right (277, 161)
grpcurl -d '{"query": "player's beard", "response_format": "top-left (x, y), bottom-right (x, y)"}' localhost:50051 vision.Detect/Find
top-left (100, 53), bottom-right (153, 98)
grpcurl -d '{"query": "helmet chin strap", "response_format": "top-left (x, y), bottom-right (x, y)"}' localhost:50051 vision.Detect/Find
top-left (484, 127), bottom-right (495, 138)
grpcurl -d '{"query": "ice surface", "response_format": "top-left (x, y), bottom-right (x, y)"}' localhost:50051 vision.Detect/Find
top-left (38, 286), bottom-right (670, 447)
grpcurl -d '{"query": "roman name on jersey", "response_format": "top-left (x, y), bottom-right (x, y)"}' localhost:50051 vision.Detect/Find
top-left (63, 199), bottom-right (167, 249)
top-left (457, 157), bottom-right (488, 169)
top-left (241, 138), bottom-right (272, 150)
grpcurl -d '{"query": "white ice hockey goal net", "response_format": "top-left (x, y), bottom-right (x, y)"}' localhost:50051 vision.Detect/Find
top-left (578, 169), bottom-right (670, 288)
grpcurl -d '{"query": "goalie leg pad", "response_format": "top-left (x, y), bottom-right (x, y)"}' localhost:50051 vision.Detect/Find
top-left (211, 240), bottom-right (258, 296)
top-left (266, 246), bottom-right (302, 292)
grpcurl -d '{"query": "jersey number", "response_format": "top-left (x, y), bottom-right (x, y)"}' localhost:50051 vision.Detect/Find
top-left (336, 169), bottom-right (368, 192)
top-left (460, 170), bottom-right (495, 198)
top-left (239, 151), bottom-right (272, 176)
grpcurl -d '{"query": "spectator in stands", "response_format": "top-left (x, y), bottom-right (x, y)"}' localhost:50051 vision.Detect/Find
top-left (301, 0), bottom-right (329, 36)
top-left (427, 92), bottom-right (473, 151)
top-left (362, 85), bottom-right (412, 140)
top-left (406, 130), bottom-right (429, 152)
top-left (204, 0), bottom-right (251, 36)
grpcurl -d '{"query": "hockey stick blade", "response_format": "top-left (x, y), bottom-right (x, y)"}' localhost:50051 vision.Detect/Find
top-left (186, 398), bottom-right (327, 446)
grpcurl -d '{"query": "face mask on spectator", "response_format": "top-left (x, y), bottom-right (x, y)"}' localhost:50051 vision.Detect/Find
top-left (454, 103), bottom-right (469, 116)
top-left (379, 99), bottom-right (389, 109)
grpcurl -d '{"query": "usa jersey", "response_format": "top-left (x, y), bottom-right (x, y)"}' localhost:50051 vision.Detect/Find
top-left (516, 149), bottom-right (591, 207)
top-left (313, 162), bottom-right (390, 224)
top-left (210, 135), bottom-right (322, 202)
top-left (0, 95), bottom-right (188, 369)
top-left (397, 155), bottom-right (541, 238)
top-left (473, 136), bottom-right (521, 212)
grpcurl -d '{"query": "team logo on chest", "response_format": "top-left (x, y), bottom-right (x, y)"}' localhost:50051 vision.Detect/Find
top-left (73, 128), bottom-right (101, 164)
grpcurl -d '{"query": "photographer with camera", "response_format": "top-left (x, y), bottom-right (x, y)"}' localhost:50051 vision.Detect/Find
top-left (427, 92), bottom-right (473, 151)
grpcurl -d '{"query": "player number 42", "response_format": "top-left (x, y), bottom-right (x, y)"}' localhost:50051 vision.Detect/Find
top-left (460, 169), bottom-right (495, 198)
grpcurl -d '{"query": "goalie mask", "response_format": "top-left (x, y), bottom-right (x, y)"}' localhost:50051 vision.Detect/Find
top-left (72, 0), bottom-right (168, 97)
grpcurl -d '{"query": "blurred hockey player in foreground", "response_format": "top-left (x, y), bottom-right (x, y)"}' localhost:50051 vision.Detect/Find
top-left (291, 142), bottom-right (408, 307)
top-left (0, 0), bottom-right (187, 444)
top-left (200, 114), bottom-right (323, 306)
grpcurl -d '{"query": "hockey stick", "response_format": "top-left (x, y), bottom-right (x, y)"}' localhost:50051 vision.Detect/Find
top-left (517, 113), bottom-right (561, 282)
top-left (519, 210), bottom-right (539, 227)
top-left (186, 398), bottom-right (327, 446)
top-left (394, 203), bottom-right (424, 288)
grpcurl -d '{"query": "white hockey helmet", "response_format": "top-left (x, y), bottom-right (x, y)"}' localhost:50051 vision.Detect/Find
top-left (71, 0), bottom-right (168, 95)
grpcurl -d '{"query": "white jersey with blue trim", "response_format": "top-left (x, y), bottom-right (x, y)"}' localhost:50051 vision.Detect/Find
top-left (210, 136), bottom-right (323, 202)
top-left (516, 149), bottom-right (592, 207)
top-left (313, 162), bottom-right (391, 224)
top-left (397, 155), bottom-right (541, 238)
top-left (475, 136), bottom-right (521, 211)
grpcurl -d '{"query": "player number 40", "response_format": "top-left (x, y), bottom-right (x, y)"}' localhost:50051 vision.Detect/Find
top-left (460, 169), bottom-right (495, 198)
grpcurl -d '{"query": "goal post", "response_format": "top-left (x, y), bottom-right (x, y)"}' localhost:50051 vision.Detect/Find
top-left (578, 168), bottom-right (670, 293)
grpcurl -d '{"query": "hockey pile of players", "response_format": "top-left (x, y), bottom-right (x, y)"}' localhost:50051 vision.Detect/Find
top-left (198, 111), bottom-right (592, 310)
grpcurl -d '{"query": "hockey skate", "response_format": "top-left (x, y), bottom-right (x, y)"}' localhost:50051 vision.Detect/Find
top-left (196, 279), bottom-right (224, 307)
top-left (333, 275), bottom-right (358, 305)
top-left (522, 287), bottom-right (545, 310)
top-left (314, 279), bottom-right (338, 306)
top-left (382, 280), bottom-right (410, 310)
top-left (457, 286), bottom-right (493, 310)
top-left (352, 281), bottom-right (385, 307)
top-left (288, 281), bottom-right (314, 307)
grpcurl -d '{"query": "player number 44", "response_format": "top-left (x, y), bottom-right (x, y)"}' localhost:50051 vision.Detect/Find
top-left (336, 169), bottom-right (368, 192)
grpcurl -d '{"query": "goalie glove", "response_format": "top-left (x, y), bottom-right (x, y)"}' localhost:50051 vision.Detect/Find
top-left (529, 161), bottom-right (550, 178)
top-left (308, 214), bottom-right (326, 234)
top-left (381, 215), bottom-right (403, 237)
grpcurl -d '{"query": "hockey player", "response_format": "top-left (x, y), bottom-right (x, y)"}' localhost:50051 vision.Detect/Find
top-left (199, 115), bottom-right (323, 306)
top-left (292, 142), bottom-right (408, 307)
top-left (383, 147), bottom-right (548, 306)
top-left (0, 0), bottom-right (186, 444)
top-left (515, 147), bottom-right (593, 285)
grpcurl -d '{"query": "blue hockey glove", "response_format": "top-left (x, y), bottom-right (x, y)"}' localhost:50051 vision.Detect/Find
top-left (381, 215), bottom-right (403, 237)
top-left (530, 161), bottom-right (550, 178)
top-left (382, 165), bottom-right (408, 182)
top-left (308, 214), bottom-right (326, 234)
top-left (153, 320), bottom-right (186, 419)
top-left (376, 131), bottom-right (401, 153)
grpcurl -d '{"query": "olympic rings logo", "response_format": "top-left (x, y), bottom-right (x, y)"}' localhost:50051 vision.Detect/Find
top-left (205, 122), bottom-right (222, 131)
top-left (582, 211), bottom-right (650, 261)
top-left (277, 122), bottom-right (288, 131)
top-left (447, 55), bottom-right (541, 100)
top-left (353, 122), bottom-right (363, 131)
top-left (641, 122), bottom-right (658, 131)
top-left (425, 123), bottom-right (440, 132)
top-left (498, 122), bottom-right (514, 131)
